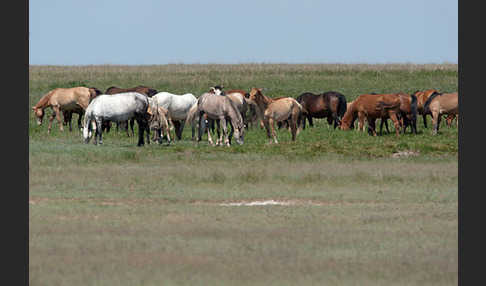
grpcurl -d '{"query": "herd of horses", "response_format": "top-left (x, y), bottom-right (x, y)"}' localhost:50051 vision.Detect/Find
top-left (31, 85), bottom-right (459, 146)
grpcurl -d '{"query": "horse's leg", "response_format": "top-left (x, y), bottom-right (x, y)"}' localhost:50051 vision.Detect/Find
top-left (262, 118), bottom-right (273, 144)
top-left (308, 116), bottom-right (314, 128)
top-left (96, 119), bottom-right (103, 145)
top-left (219, 117), bottom-right (230, 147)
top-left (130, 119), bottom-right (135, 137)
top-left (358, 112), bottom-right (365, 132)
top-left (423, 114), bottom-right (428, 129)
top-left (173, 121), bottom-right (182, 141)
top-left (207, 121), bottom-right (214, 146)
top-left (269, 118), bottom-right (278, 144)
top-left (135, 117), bottom-right (146, 146)
top-left (367, 117), bottom-right (377, 136)
top-left (91, 119), bottom-right (98, 145)
top-left (77, 112), bottom-right (83, 131)
top-left (379, 119), bottom-right (384, 136)
top-left (217, 120), bottom-right (223, 146)
top-left (290, 116), bottom-right (298, 141)
top-left (389, 112), bottom-right (401, 137)
top-left (52, 105), bottom-right (64, 132)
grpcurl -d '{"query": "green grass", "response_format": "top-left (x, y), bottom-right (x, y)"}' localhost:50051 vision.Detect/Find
top-left (29, 64), bottom-right (457, 286)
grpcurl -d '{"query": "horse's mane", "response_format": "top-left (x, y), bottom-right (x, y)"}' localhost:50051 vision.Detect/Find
top-left (423, 91), bottom-right (442, 114)
top-left (34, 90), bottom-right (56, 109)
top-left (341, 98), bottom-right (357, 128)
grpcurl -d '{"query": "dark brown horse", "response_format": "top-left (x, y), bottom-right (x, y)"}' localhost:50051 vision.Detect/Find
top-left (341, 93), bottom-right (401, 136)
top-left (103, 85), bottom-right (158, 136)
top-left (296, 91), bottom-right (347, 129)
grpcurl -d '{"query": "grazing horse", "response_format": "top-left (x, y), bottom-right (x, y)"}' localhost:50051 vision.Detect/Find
top-left (103, 85), bottom-right (158, 136)
top-left (296, 91), bottom-right (347, 129)
top-left (379, 93), bottom-right (418, 135)
top-left (83, 92), bottom-right (150, 146)
top-left (196, 88), bottom-right (245, 146)
top-left (32, 87), bottom-right (102, 134)
top-left (340, 93), bottom-right (401, 136)
top-left (151, 91), bottom-right (198, 140)
top-left (412, 89), bottom-right (438, 128)
top-left (147, 101), bottom-right (172, 145)
top-left (423, 91), bottom-right (458, 135)
top-left (248, 88), bottom-right (303, 144)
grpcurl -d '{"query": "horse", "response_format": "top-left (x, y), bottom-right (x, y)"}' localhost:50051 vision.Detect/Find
top-left (296, 91), bottom-right (347, 129)
top-left (103, 85), bottom-right (158, 136)
top-left (83, 92), bottom-right (150, 146)
top-left (151, 91), bottom-right (198, 140)
top-left (340, 93), bottom-right (402, 137)
top-left (423, 91), bottom-right (458, 135)
top-left (411, 89), bottom-right (439, 128)
top-left (225, 89), bottom-right (250, 129)
top-left (379, 92), bottom-right (418, 135)
top-left (196, 87), bottom-right (245, 146)
top-left (32, 87), bottom-right (102, 134)
top-left (247, 88), bottom-right (303, 144)
top-left (147, 100), bottom-right (172, 145)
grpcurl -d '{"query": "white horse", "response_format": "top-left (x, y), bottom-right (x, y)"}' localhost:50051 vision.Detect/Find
top-left (151, 92), bottom-right (197, 140)
top-left (83, 92), bottom-right (150, 146)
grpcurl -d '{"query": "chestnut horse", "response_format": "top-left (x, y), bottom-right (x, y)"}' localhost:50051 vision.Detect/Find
top-left (32, 87), bottom-right (102, 134)
top-left (379, 93), bottom-right (418, 135)
top-left (423, 91), bottom-right (458, 135)
top-left (296, 91), bottom-right (347, 129)
top-left (248, 88), bottom-right (303, 144)
top-left (411, 89), bottom-right (438, 128)
top-left (103, 85), bottom-right (158, 136)
top-left (340, 93), bottom-right (401, 136)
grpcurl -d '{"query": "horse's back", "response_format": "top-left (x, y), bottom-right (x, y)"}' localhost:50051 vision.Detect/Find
top-left (87, 92), bottom-right (148, 120)
top-left (49, 87), bottom-right (91, 108)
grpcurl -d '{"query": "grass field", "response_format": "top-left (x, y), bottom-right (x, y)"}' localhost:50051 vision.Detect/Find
top-left (29, 64), bottom-right (458, 286)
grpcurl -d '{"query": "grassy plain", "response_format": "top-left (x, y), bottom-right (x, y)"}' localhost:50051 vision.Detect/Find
top-left (29, 64), bottom-right (458, 286)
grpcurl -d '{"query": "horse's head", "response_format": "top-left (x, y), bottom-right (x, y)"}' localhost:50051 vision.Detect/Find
top-left (146, 88), bottom-right (158, 97)
top-left (248, 88), bottom-right (264, 103)
top-left (210, 85), bottom-right (224, 96)
top-left (89, 87), bottom-right (102, 99)
top-left (32, 106), bottom-right (44, 125)
top-left (233, 122), bottom-right (245, 145)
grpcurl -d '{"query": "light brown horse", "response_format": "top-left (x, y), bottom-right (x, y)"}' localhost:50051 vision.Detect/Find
top-left (423, 92), bottom-right (458, 135)
top-left (32, 87), bottom-right (101, 134)
top-left (412, 89), bottom-right (438, 128)
top-left (340, 93), bottom-right (402, 136)
top-left (225, 89), bottom-right (250, 129)
top-left (248, 88), bottom-right (303, 144)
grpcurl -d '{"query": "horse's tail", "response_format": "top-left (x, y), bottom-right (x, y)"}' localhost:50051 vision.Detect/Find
top-left (186, 102), bottom-right (199, 124)
top-left (410, 93), bottom-right (418, 124)
top-left (423, 91), bottom-right (441, 115)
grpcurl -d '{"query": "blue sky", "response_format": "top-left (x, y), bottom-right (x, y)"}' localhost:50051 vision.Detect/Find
top-left (29, 0), bottom-right (457, 65)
